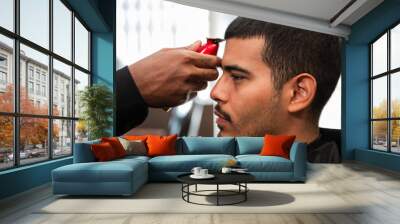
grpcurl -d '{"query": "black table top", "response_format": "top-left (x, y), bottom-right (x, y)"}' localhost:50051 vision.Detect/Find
top-left (177, 172), bottom-right (255, 185)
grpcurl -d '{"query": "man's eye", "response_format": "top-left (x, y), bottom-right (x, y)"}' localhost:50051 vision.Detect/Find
top-left (231, 74), bottom-right (244, 81)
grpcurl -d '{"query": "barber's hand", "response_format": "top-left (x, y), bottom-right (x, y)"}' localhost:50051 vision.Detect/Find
top-left (128, 41), bottom-right (221, 108)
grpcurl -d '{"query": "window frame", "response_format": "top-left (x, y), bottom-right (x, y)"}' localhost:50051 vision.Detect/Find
top-left (0, 0), bottom-right (92, 171)
top-left (370, 20), bottom-right (400, 154)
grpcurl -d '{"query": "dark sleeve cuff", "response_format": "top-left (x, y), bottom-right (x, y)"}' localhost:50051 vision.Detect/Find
top-left (115, 66), bottom-right (149, 136)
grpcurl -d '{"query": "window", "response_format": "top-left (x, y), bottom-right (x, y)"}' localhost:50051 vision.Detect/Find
top-left (28, 67), bottom-right (34, 80)
top-left (74, 18), bottom-right (89, 70)
top-left (0, 54), bottom-right (7, 67)
top-left (0, 0), bottom-right (91, 170)
top-left (35, 70), bottom-right (41, 81)
top-left (42, 85), bottom-right (46, 97)
top-left (370, 23), bottom-right (400, 154)
top-left (0, 53), bottom-right (8, 87)
top-left (0, 34), bottom-right (13, 113)
top-left (28, 81), bottom-right (34, 94)
top-left (0, 71), bottom-right (6, 85)
top-left (0, 0), bottom-right (14, 32)
top-left (35, 83), bottom-right (40, 95)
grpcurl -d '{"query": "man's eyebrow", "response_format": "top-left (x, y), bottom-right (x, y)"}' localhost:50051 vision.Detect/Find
top-left (222, 65), bottom-right (251, 75)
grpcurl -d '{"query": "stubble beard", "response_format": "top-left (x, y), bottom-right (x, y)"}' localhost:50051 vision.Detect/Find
top-left (218, 92), bottom-right (282, 137)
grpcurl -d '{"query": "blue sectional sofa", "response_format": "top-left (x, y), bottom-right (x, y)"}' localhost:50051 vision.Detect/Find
top-left (52, 137), bottom-right (307, 196)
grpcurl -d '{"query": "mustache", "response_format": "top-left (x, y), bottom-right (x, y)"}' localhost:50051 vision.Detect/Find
top-left (214, 105), bottom-right (231, 122)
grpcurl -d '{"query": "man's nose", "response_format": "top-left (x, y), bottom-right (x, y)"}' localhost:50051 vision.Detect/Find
top-left (210, 74), bottom-right (228, 103)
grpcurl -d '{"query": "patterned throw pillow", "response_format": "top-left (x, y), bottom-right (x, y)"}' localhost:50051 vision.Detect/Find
top-left (118, 137), bottom-right (147, 156)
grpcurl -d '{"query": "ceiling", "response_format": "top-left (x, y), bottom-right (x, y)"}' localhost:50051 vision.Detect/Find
top-left (166, 0), bottom-right (384, 38)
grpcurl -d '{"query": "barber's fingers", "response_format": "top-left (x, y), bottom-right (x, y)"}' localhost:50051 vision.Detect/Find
top-left (189, 81), bottom-right (208, 91)
top-left (190, 53), bottom-right (222, 68)
top-left (174, 40), bottom-right (202, 51)
top-left (188, 67), bottom-right (219, 82)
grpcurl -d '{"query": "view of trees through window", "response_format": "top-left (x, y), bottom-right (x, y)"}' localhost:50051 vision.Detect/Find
top-left (371, 23), bottom-right (400, 153)
top-left (0, 0), bottom-right (90, 170)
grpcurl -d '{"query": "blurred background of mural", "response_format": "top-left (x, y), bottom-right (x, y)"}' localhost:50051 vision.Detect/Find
top-left (116, 0), bottom-right (341, 137)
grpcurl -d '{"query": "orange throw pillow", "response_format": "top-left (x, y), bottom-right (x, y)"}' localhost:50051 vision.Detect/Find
top-left (101, 137), bottom-right (127, 158)
top-left (91, 142), bottom-right (118, 161)
top-left (259, 134), bottom-right (296, 159)
top-left (146, 135), bottom-right (177, 157)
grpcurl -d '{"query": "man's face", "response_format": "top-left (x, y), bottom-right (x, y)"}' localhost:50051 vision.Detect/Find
top-left (210, 37), bottom-right (285, 136)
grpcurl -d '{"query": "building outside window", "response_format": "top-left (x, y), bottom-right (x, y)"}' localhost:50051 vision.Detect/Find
top-left (0, 0), bottom-right (91, 170)
top-left (370, 22), bottom-right (400, 154)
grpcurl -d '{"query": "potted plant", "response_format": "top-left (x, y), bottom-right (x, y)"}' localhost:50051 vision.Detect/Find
top-left (79, 84), bottom-right (113, 140)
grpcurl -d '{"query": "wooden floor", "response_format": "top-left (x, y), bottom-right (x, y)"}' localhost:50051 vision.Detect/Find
top-left (1, 162), bottom-right (400, 224)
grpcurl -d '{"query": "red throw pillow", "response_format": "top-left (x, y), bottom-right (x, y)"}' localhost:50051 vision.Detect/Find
top-left (259, 134), bottom-right (296, 159)
top-left (101, 137), bottom-right (126, 158)
top-left (146, 134), bottom-right (177, 157)
top-left (91, 142), bottom-right (118, 161)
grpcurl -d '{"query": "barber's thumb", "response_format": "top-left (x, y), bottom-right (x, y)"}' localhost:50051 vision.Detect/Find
top-left (185, 40), bottom-right (202, 52)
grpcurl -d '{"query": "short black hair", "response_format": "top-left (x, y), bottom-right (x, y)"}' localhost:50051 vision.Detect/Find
top-left (225, 17), bottom-right (341, 119)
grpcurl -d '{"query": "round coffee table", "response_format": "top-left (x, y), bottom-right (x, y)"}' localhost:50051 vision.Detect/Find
top-left (177, 173), bottom-right (255, 206)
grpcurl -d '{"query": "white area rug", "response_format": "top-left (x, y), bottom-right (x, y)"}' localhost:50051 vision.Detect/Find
top-left (38, 183), bottom-right (361, 214)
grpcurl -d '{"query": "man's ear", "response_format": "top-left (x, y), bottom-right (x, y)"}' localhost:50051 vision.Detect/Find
top-left (285, 73), bottom-right (317, 113)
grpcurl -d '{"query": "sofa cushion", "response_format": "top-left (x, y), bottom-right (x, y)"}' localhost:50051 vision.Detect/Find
top-left (73, 140), bottom-right (100, 163)
top-left (235, 137), bottom-right (263, 155)
top-left (118, 137), bottom-right (147, 156)
top-left (177, 137), bottom-right (235, 155)
top-left (52, 158), bottom-right (147, 183)
top-left (91, 142), bottom-right (118, 161)
top-left (147, 135), bottom-right (177, 157)
top-left (148, 154), bottom-right (235, 172)
top-left (260, 134), bottom-right (296, 159)
top-left (236, 155), bottom-right (293, 172)
top-left (101, 137), bottom-right (127, 158)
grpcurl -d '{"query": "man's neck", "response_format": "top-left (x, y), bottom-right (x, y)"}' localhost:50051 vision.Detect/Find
top-left (279, 117), bottom-right (320, 144)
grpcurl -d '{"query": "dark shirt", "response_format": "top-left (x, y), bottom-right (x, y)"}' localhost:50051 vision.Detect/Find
top-left (307, 128), bottom-right (341, 163)
top-left (115, 66), bottom-right (148, 136)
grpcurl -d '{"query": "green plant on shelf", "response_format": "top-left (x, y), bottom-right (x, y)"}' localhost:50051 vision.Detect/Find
top-left (79, 84), bottom-right (113, 140)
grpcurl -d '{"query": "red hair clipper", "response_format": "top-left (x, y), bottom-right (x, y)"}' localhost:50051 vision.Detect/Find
top-left (164, 38), bottom-right (224, 112)
top-left (197, 38), bottom-right (224, 55)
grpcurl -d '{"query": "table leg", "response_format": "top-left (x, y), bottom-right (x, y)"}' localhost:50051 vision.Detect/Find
top-left (245, 183), bottom-right (247, 201)
top-left (195, 184), bottom-right (197, 192)
top-left (217, 184), bottom-right (219, 206)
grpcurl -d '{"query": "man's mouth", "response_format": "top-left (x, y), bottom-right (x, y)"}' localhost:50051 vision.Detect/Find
top-left (214, 105), bottom-right (231, 126)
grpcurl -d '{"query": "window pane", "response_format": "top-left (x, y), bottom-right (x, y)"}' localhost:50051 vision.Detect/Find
top-left (53, 59), bottom-right (72, 117)
top-left (20, 0), bottom-right (49, 49)
top-left (372, 77), bottom-right (387, 119)
top-left (0, 34), bottom-right (14, 112)
top-left (20, 44), bottom-right (49, 115)
top-left (20, 117), bottom-right (49, 165)
top-left (372, 121), bottom-right (388, 151)
top-left (391, 120), bottom-right (400, 153)
top-left (391, 24), bottom-right (400, 70)
top-left (53, 119), bottom-right (72, 157)
top-left (372, 33), bottom-right (387, 76)
top-left (0, 0), bottom-right (14, 31)
top-left (74, 69), bottom-right (89, 118)
top-left (74, 18), bottom-right (89, 70)
top-left (53, 0), bottom-right (72, 60)
top-left (0, 116), bottom-right (13, 170)
top-left (75, 120), bottom-right (88, 143)
top-left (391, 72), bottom-right (400, 118)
